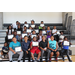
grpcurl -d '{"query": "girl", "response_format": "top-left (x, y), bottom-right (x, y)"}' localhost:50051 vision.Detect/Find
top-left (30, 37), bottom-right (41, 62)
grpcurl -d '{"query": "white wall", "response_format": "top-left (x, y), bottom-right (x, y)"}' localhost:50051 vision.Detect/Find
top-left (3, 12), bottom-right (62, 24)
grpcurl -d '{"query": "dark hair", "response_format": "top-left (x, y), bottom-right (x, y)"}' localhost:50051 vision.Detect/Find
top-left (4, 42), bottom-right (7, 44)
top-left (12, 37), bottom-right (16, 39)
top-left (24, 36), bottom-right (28, 38)
top-left (60, 31), bottom-right (64, 33)
top-left (24, 21), bottom-right (27, 23)
top-left (64, 36), bottom-right (67, 40)
top-left (24, 26), bottom-right (26, 28)
top-left (41, 21), bottom-right (43, 23)
top-left (31, 20), bottom-right (34, 22)
top-left (16, 21), bottom-right (19, 23)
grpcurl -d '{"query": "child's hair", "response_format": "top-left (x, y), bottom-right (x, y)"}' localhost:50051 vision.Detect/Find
top-left (60, 31), bottom-right (64, 33)
top-left (4, 42), bottom-right (8, 46)
top-left (24, 36), bottom-right (28, 38)
top-left (64, 36), bottom-right (67, 40)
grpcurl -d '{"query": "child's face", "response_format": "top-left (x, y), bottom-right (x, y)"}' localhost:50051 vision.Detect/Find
top-left (31, 21), bottom-right (34, 24)
top-left (24, 27), bottom-right (26, 30)
top-left (54, 26), bottom-right (56, 29)
top-left (32, 31), bottom-right (35, 34)
top-left (51, 36), bottom-right (54, 41)
top-left (48, 32), bottom-right (51, 35)
top-left (41, 22), bottom-right (43, 24)
top-left (43, 27), bottom-right (45, 30)
top-left (9, 26), bottom-right (11, 29)
top-left (23, 31), bottom-right (26, 33)
top-left (29, 27), bottom-right (32, 29)
top-left (18, 25), bottom-right (20, 28)
top-left (14, 32), bottom-right (17, 35)
top-left (65, 38), bottom-right (68, 41)
top-left (61, 32), bottom-right (63, 35)
top-left (39, 31), bottom-right (42, 35)
top-left (24, 37), bottom-right (28, 41)
top-left (42, 36), bottom-right (46, 41)
top-left (47, 27), bottom-right (50, 30)
top-left (33, 37), bottom-right (36, 41)
top-left (25, 22), bottom-right (27, 24)
top-left (4, 43), bottom-right (7, 47)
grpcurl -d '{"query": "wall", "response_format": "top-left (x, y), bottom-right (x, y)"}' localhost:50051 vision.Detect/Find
top-left (3, 12), bottom-right (62, 24)
top-left (0, 12), bottom-right (3, 29)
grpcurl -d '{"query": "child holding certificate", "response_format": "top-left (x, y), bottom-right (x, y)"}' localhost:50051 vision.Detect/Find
top-left (30, 37), bottom-right (41, 62)
top-left (61, 37), bottom-right (72, 62)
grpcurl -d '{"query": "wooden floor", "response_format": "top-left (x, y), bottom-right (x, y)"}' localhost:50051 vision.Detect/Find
top-left (51, 55), bottom-right (75, 62)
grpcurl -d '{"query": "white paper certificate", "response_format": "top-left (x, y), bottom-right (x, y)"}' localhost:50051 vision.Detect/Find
top-left (12, 29), bottom-right (14, 32)
top-left (34, 29), bottom-right (39, 33)
top-left (27, 29), bottom-right (32, 33)
top-left (24, 24), bottom-right (29, 28)
top-left (32, 42), bottom-right (39, 46)
top-left (8, 35), bottom-right (14, 39)
top-left (42, 30), bottom-right (46, 34)
top-left (63, 41), bottom-right (69, 46)
top-left (57, 31), bottom-right (60, 35)
top-left (22, 33), bottom-right (27, 38)
top-left (31, 25), bottom-right (35, 28)
top-left (15, 47), bottom-right (21, 52)
top-left (17, 31), bottom-right (21, 34)
top-left (48, 38), bottom-right (51, 41)
top-left (31, 35), bottom-right (36, 38)
top-left (40, 24), bottom-right (44, 27)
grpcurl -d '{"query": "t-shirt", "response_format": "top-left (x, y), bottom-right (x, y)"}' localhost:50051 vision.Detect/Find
top-left (9, 41), bottom-right (21, 50)
top-left (52, 29), bottom-right (57, 35)
top-left (8, 30), bottom-right (12, 34)
top-left (49, 40), bottom-right (56, 50)
top-left (39, 40), bottom-right (48, 48)
top-left (62, 41), bottom-right (69, 50)
top-left (12, 24), bottom-right (17, 29)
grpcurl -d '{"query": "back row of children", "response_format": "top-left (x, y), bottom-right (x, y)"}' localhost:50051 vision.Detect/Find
top-left (1, 20), bottom-right (72, 62)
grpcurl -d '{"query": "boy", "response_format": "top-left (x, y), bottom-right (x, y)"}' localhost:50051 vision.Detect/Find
top-left (52, 26), bottom-right (59, 42)
top-left (61, 37), bottom-right (72, 62)
top-left (9, 37), bottom-right (23, 62)
top-left (58, 31), bottom-right (64, 47)
top-left (22, 36), bottom-right (31, 62)
top-left (39, 36), bottom-right (50, 62)
top-left (39, 21), bottom-right (45, 30)
top-left (30, 37), bottom-right (41, 62)
top-left (48, 36), bottom-right (60, 62)
top-left (1, 42), bottom-right (9, 58)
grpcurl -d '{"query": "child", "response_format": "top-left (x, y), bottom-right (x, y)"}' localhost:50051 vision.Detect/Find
top-left (37, 30), bottom-right (43, 42)
top-left (52, 26), bottom-right (59, 42)
top-left (23, 21), bottom-right (29, 28)
top-left (23, 26), bottom-right (27, 32)
top-left (46, 26), bottom-right (51, 35)
top-left (39, 21), bottom-right (45, 30)
top-left (42, 26), bottom-right (46, 30)
top-left (6, 25), bottom-right (13, 35)
top-left (30, 37), bottom-right (41, 62)
top-left (1, 42), bottom-right (9, 58)
top-left (61, 37), bottom-right (72, 62)
top-left (58, 31), bottom-right (64, 47)
top-left (46, 32), bottom-right (51, 40)
top-left (17, 24), bottom-right (22, 32)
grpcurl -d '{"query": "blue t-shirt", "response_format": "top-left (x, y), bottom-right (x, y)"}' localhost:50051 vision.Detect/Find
top-left (62, 42), bottom-right (69, 50)
top-left (49, 40), bottom-right (56, 50)
top-left (9, 41), bottom-right (21, 50)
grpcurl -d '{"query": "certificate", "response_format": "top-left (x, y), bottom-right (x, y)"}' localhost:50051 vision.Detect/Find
top-left (31, 35), bottom-right (37, 38)
top-left (48, 38), bottom-right (51, 41)
top-left (42, 30), bottom-right (46, 34)
top-left (40, 24), bottom-right (44, 27)
top-left (15, 47), bottom-right (21, 52)
top-left (12, 29), bottom-right (14, 32)
top-left (27, 29), bottom-right (32, 33)
top-left (17, 31), bottom-right (21, 35)
top-left (31, 25), bottom-right (35, 28)
top-left (8, 35), bottom-right (14, 39)
top-left (34, 29), bottom-right (39, 33)
top-left (22, 33), bottom-right (27, 38)
top-left (63, 41), bottom-right (69, 46)
top-left (32, 42), bottom-right (39, 46)
top-left (60, 35), bottom-right (64, 39)
top-left (24, 24), bottom-right (29, 28)
top-left (57, 31), bottom-right (60, 35)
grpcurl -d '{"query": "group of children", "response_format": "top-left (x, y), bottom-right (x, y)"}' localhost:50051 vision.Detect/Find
top-left (1, 20), bottom-right (72, 62)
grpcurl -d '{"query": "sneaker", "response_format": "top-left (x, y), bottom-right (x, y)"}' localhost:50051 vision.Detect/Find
top-left (46, 60), bottom-right (48, 62)
top-left (69, 60), bottom-right (72, 62)
top-left (18, 60), bottom-right (20, 62)
top-left (32, 60), bottom-right (35, 62)
top-left (49, 58), bottom-right (51, 62)
top-left (10, 61), bottom-right (12, 62)
top-left (1, 55), bottom-right (4, 59)
top-left (55, 58), bottom-right (58, 62)
top-left (36, 60), bottom-right (40, 62)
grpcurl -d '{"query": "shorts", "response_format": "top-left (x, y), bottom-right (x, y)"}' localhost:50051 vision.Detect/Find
top-left (30, 47), bottom-right (41, 54)
top-left (51, 50), bottom-right (59, 56)
top-left (2, 51), bottom-right (8, 55)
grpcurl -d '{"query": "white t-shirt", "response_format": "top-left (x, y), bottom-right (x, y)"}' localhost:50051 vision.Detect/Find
top-left (52, 29), bottom-right (57, 35)
top-left (8, 30), bottom-right (11, 34)
top-left (12, 24), bottom-right (17, 29)
top-left (59, 35), bottom-right (64, 42)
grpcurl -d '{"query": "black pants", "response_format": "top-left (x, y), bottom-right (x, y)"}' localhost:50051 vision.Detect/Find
top-left (54, 35), bottom-right (59, 42)
top-left (23, 51), bottom-right (31, 62)
top-left (61, 49), bottom-right (71, 61)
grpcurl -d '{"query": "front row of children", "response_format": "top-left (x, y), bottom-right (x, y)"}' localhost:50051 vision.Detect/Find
top-left (1, 35), bottom-right (72, 62)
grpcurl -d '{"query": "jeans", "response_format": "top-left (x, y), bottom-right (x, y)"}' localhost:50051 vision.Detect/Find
top-left (61, 49), bottom-right (71, 61)
top-left (40, 49), bottom-right (51, 61)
